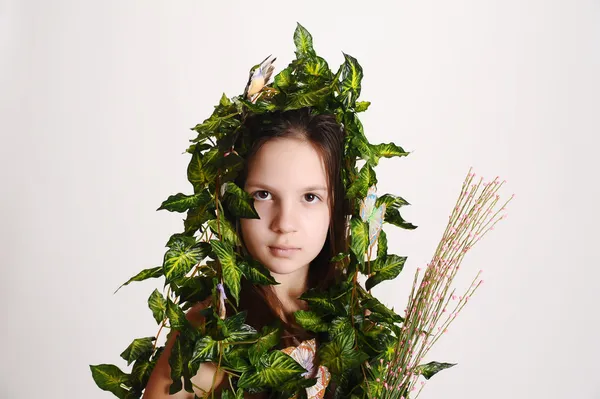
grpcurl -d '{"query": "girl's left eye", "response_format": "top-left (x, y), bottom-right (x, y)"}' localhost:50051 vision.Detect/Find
top-left (304, 193), bottom-right (320, 203)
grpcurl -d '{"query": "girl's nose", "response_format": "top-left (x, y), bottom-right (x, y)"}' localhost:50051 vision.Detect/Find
top-left (270, 201), bottom-right (298, 234)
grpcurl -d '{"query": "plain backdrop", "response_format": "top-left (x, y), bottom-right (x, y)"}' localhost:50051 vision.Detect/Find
top-left (1, 1), bottom-right (599, 398)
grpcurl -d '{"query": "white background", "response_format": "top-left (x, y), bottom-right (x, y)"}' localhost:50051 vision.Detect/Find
top-left (1, 1), bottom-right (599, 398)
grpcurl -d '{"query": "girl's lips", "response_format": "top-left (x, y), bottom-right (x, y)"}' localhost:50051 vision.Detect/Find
top-left (268, 246), bottom-right (300, 258)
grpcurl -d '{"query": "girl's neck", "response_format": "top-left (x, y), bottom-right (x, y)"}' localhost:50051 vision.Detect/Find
top-left (271, 264), bottom-right (310, 320)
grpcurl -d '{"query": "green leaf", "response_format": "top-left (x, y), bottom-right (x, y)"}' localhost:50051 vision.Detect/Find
top-left (366, 255), bottom-right (407, 291)
top-left (347, 163), bottom-right (376, 199)
top-left (354, 101), bottom-right (371, 112)
top-left (148, 289), bottom-right (167, 324)
top-left (223, 182), bottom-right (259, 219)
top-left (89, 364), bottom-right (134, 399)
top-left (219, 92), bottom-right (232, 107)
top-left (166, 299), bottom-right (189, 330)
top-left (163, 236), bottom-right (210, 282)
top-left (240, 258), bottom-right (278, 286)
top-left (248, 325), bottom-right (281, 366)
top-left (384, 208), bottom-right (418, 230)
top-left (273, 68), bottom-right (293, 92)
top-left (223, 346), bottom-right (252, 373)
top-left (171, 275), bottom-right (213, 309)
top-left (157, 190), bottom-right (213, 213)
top-left (362, 297), bottom-right (403, 324)
top-left (191, 112), bottom-right (240, 142)
top-left (299, 290), bottom-right (336, 314)
top-left (319, 332), bottom-right (368, 377)
top-left (375, 193), bottom-right (410, 209)
top-left (238, 351), bottom-right (305, 389)
top-left (190, 334), bottom-right (219, 365)
top-left (339, 52), bottom-right (363, 108)
top-left (168, 335), bottom-right (185, 394)
top-left (293, 22), bottom-right (316, 59)
top-left (349, 217), bottom-right (368, 263)
top-left (207, 217), bottom-right (239, 246)
top-left (210, 240), bottom-right (243, 305)
top-left (114, 266), bottom-right (163, 294)
top-left (184, 205), bottom-right (216, 235)
top-left (284, 84), bottom-right (332, 111)
top-left (130, 357), bottom-right (156, 391)
top-left (293, 310), bottom-right (329, 333)
top-left (376, 230), bottom-right (387, 260)
top-left (120, 337), bottom-right (155, 366)
top-left (368, 142), bottom-right (410, 165)
top-left (222, 312), bottom-right (257, 343)
top-left (330, 252), bottom-right (349, 263)
top-left (187, 146), bottom-right (220, 189)
top-left (414, 361), bottom-right (457, 380)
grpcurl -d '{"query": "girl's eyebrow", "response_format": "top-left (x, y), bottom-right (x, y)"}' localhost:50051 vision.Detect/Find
top-left (245, 182), bottom-right (327, 192)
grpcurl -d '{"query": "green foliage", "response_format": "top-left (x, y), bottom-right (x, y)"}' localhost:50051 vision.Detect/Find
top-left (90, 22), bottom-right (442, 399)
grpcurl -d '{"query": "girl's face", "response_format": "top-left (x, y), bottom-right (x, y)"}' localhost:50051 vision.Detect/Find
top-left (240, 137), bottom-right (331, 281)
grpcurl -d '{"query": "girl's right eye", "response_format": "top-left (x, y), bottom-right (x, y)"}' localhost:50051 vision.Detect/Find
top-left (253, 190), bottom-right (271, 200)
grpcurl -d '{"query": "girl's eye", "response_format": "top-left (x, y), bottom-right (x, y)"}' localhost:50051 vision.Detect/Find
top-left (305, 193), bottom-right (320, 203)
top-left (253, 190), bottom-right (271, 200)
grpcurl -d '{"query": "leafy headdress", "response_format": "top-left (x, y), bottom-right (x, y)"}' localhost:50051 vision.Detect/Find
top-left (90, 22), bottom-right (474, 399)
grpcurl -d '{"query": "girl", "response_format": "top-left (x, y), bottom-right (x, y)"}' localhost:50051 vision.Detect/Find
top-left (143, 107), bottom-right (350, 399)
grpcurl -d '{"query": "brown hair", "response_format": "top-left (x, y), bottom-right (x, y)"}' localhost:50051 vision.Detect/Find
top-left (230, 107), bottom-right (350, 351)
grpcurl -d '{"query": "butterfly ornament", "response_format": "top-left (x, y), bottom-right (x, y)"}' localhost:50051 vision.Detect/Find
top-left (281, 339), bottom-right (331, 399)
top-left (359, 185), bottom-right (386, 248)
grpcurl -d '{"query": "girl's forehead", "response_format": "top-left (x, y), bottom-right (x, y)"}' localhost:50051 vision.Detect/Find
top-left (246, 138), bottom-right (328, 189)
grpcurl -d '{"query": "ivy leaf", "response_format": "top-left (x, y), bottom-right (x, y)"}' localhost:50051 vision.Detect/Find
top-left (171, 275), bottom-right (213, 310)
top-left (285, 84), bottom-right (332, 111)
top-left (240, 258), bottom-right (278, 286)
top-left (184, 203), bottom-right (216, 235)
top-left (319, 332), bottom-right (368, 377)
top-left (189, 334), bottom-right (219, 366)
top-left (293, 22), bottom-right (316, 59)
top-left (354, 101), bottom-right (371, 112)
top-left (376, 230), bottom-right (387, 260)
top-left (163, 236), bottom-right (210, 282)
top-left (190, 112), bottom-right (240, 142)
top-left (157, 190), bottom-right (213, 213)
top-left (349, 217), bottom-right (368, 263)
top-left (207, 217), bottom-right (239, 246)
top-left (384, 208), bottom-right (418, 230)
top-left (376, 193), bottom-right (410, 209)
top-left (187, 146), bottom-right (220, 190)
top-left (362, 297), bottom-right (404, 324)
top-left (238, 351), bottom-right (305, 389)
top-left (114, 266), bottom-right (163, 294)
top-left (330, 252), bottom-right (349, 263)
top-left (347, 163), bottom-right (377, 199)
top-left (366, 255), bottom-right (407, 291)
top-left (293, 310), bottom-right (329, 333)
top-left (298, 290), bottom-right (336, 314)
top-left (274, 67), bottom-right (293, 92)
top-left (168, 335), bottom-right (185, 394)
top-left (248, 325), bottom-right (281, 366)
top-left (222, 182), bottom-right (259, 219)
top-left (222, 311), bottom-right (257, 343)
top-left (120, 337), bottom-right (155, 366)
top-left (130, 357), bottom-right (157, 392)
top-left (148, 289), bottom-right (167, 324)
top-left (414, 361), bottom-right (457, 380)
top-left (223, 346), bottom-right (252, 373)
top-left (367, 142), bottom-right (410, 166)
top-left (339, 52), bottom-right (364, 108)
top-left (89, 364), bottom-right (134, 399)
top-left (210, 240), bottom-right (243, 305)
top-left (166, 298), bottom-right (189, 330)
